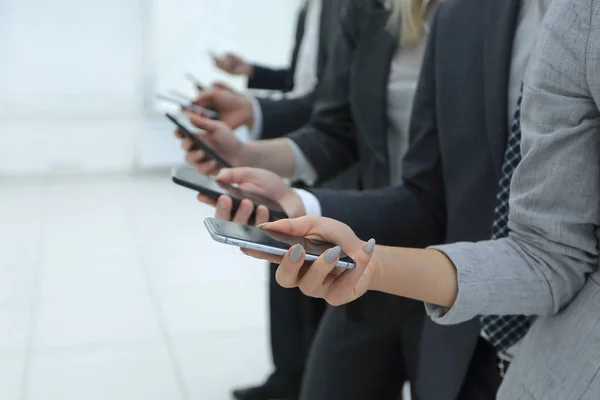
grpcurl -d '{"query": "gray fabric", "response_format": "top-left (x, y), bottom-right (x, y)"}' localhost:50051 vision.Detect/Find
top-left (311, 1), bottom-right (523, 398)
top-left (427, 0), bottom-right (600, 398)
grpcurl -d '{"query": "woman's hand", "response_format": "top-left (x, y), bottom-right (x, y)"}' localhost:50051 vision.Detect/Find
top-left (243, 216), bottom-right (378, 306)
top-left (196, 167), bottom-right (307, 225)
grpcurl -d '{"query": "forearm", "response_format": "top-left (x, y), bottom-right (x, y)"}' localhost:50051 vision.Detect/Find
top-left (370, 246), bottom-right (458, 308)
top-left (242, 139), bottom-right (297, 178)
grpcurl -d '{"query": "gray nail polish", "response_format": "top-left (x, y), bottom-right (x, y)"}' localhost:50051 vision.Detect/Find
top-left (290, 244), bottom-right (304, 262)
top-left (324, 246), bottom-right (341, 264)
top-left (364, 238), bottom-right (376, 255)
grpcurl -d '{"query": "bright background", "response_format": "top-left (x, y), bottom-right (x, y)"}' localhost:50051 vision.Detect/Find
top-left (0, 0), bottom-right (302, 175)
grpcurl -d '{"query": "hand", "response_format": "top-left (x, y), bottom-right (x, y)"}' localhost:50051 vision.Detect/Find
top-left (198, 194), bottom-right (271, 226)
top-left (192, 85), bottom-right (254, 130)
top-left (174, 114), bottom-right (246, 176)
top-left (212, 52), bottom-right (254, 77)
top-left (242, 216), bottom-right (378, 306)
top-left (195, 167), bottom-right (306, 225)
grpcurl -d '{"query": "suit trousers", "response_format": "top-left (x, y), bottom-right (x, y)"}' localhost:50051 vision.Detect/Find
top-left (299, 292), bottom-right (425, 400)
top-left (268, 262), bottom-right (326, 395)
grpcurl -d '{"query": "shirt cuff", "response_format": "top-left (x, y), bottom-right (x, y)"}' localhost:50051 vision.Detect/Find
top-left (293, 189), bottom-right (322, 216)
top-left (285, 138), bottom-right (318, 185)
top-left (248, 96), bottom-right (263, 140)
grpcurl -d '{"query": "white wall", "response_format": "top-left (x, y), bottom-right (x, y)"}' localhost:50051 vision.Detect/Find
top-left (0, 0), bottom-right (301, 175)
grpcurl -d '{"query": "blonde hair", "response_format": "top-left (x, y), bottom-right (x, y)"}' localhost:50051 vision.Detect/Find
top-left (386, 0), bottom-right (437, 48)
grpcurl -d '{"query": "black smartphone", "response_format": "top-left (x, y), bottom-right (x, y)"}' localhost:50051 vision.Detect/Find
top-left (166, 113), bottom-right (232, 168)
top-left (157, 94), bottom-right (218, 119)
top-left (204, 217), bottom-right (356, 269)
top-left (185, 72), bottom-right (205, 91)
top-left (172, 166), bottom-right (289, 221)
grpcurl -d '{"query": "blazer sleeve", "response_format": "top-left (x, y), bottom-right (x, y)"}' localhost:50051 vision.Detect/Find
top-left (309, 7), bottom-right (447, 249)
top-left (426, 0), bottom-right (600, 324)
top-left (284, 0), bottom-right (362, 183)
top-left (255, 92), bottom-right (316, 140)
top-left (247, 66), bottom-right (291, 91)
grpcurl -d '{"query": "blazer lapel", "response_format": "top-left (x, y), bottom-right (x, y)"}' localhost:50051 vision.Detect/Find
top-left (351, 3), bottom-right (395, 166)
top-left (483, 0), bottom-right (520, 177)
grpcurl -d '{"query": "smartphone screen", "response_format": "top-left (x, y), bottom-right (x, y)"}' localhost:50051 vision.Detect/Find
top-left (204, 218), bottom-right (356, 269)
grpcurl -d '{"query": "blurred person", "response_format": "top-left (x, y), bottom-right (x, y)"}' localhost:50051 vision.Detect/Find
top-left (239, 1), bottom-right (600, 398)
top-left (202, 0), bottom-right (346, 146)
top-left (196, 2), bottom-right (349, 400)
top-left (183, 0), bottom-right (467, 398)
top-left (185, 0), bottom-right (555, 399)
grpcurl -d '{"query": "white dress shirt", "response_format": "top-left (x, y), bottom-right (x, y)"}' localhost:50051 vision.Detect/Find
top-left (248, 0), bottom-right (322, 140)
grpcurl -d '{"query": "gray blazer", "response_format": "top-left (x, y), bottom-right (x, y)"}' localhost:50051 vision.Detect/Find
top-left (427, 0), bottom-right (600, 398)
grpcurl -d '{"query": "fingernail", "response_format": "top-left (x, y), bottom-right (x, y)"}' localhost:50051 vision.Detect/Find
top-left (218, 199), bottom-right (227, 209)
top-left (364, 238), bottom-right (376, 255)
top-left (324, 246), bottom-right (341, 264)
top-left (256, 223), bottom-right (269, 229)
top-left (289, 244), bottom-right (304, 262)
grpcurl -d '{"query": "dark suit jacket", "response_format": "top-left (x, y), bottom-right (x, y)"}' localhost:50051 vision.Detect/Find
top-left (247, 5), bottom-right (307, 92)
top-left (287, 0), bottom-right (396, 188)
top-left (252, 0), bottom-right (347, 140)
top-left (305, 0), bottom-right (521, 398)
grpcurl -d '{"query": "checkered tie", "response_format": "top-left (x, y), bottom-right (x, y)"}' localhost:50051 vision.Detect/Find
top-left (481, 86), bottom-right (533, 357)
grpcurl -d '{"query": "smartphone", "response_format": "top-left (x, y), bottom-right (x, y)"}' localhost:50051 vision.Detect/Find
top-left (204, 217), bottom-right (356, 269)
top-left (185, 72), bottom-right (205, 91)
top-left (172, 165), bottom-right (288, 221)
top-left (166, 113), bottom-right (232, 168)
top-left (157, 93), bottom-right (219, 119)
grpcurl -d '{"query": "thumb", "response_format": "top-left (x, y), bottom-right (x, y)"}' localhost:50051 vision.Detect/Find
top-left (212, 81), bottom-right (234, 92)
top-left (216, 167), bottom-right (260, 185)
top-left (187, 113), bottom-right (223, 133)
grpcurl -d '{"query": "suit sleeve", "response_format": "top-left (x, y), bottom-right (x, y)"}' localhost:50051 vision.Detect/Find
top-left (247, 66), bottom-right (291, 91)
top-left (255, 92), bottom-right (316, 139)
top-left (284, 1), bottom-right (362, 182)
top-left (310, 7), bottom-right (447, 249)
top-left (426, 0), bottom-right (600, 323)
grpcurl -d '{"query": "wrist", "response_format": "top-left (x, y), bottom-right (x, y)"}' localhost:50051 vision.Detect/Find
top-left (244, 64), bottom-right (255, 78)
top-left (367, 247), bottom-right (385, 293)
top-left (241, 96), bottom-right (255, 128)
top-left (280, 189), bottom-right (306, 219)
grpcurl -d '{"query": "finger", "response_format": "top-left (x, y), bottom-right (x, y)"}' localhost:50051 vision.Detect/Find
top-left (174, 129), bottom-right (183, 139)
top-left (181, 137), bottom-right (195, 151)
top-left (328, 239), bottom-right (376, 302)
top-left (214, 195), bottom-right (233, 220)
top-left (232, 199), bottom-right (254, 225)
top-left (188, 113), bottom-right (223, 132)
top-left (263, 217), bottom-right (364, 251)
top-left (216, 167), bottom-right (262, 185)
top-left (274, 244), bottom-right (306, 289)
top-left (298, 246), bottom-right (341, 297)
top-left (191, 90), bottom-right (216, 107)
top-left (242, 249), bottom-right (283, 264)
top-left (184, 149), bottom-right (206, 164)
top-left (197, 194), bottom-right (217, 207)
top-left (195, 160), bottom-right (220, 176)
top-left (212, 81), bottom-right (233, 92)
top-left (254, 205), bottom-right (270, 226)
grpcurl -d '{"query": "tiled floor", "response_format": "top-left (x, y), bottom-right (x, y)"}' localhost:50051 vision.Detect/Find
top-left (0, 172), bottom-right (271, 400)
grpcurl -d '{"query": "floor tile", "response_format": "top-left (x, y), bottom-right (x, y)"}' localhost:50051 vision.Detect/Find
top-left (158, 283), bottom-right (267, 337)
top-left (26, 342), bottom-right (183, 400)
top-left (0, 356), bottom-right (25, 400)
top-left (34, 294), bottom-right (161, 349)
top-left (173, 332), bottom-right (270, 400)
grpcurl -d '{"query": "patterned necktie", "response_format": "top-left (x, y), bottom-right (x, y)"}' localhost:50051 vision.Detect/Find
top-left (481, 86), bottom-right (533, 358)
